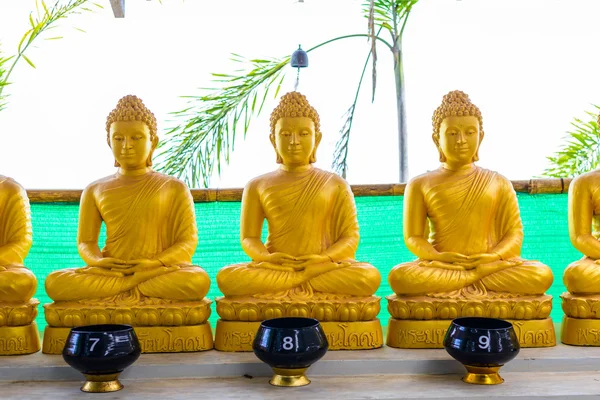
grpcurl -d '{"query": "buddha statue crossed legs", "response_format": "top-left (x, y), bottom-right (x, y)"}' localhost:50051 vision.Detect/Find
top-left (386, 91), bottom-right (555, 348)
top-left (214, 92), bottom-right (382, 351)
top-left (0, 176), bottom-right (40, 354)
top-left (561, 111), bottom-right (600, 345)
top-left (43, 96), bottom-right (212, 354)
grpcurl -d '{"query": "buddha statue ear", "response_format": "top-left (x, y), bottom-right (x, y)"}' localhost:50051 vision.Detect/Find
top-left (107, 134), bottom-right (121, 167)
top-left (310, 131), bottom-right (322, 164)
top-left (146, 134), bottom-right (159, 167)
top-left (472, 130), bottom-right (484, 162)
top-left (432, 133), bottom-right (447, 162)
top-left (269, 133), bottom-right (283, 164)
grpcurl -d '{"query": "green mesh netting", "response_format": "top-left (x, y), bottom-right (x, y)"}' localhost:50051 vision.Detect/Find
top-left (28, 193), bottom-right (577, 331)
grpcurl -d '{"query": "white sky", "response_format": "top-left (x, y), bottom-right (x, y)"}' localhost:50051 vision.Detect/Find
top-left (1, 0), bottom-right (599, 189)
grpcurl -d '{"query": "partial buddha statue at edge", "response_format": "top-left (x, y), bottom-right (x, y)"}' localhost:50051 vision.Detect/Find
top-left (217, 92), bottom-right (381, 300)
top-left (0, 176), bottom-right (36, 305)
top-left (560, 110), bottom-right (600, 345)
top-left (0, 175), bottom-right (40, 355)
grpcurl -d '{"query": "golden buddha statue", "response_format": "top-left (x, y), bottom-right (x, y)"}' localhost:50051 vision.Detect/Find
top-left (0, 176), bottom-right (40, 355)
top-left (561, 114), bottom-right (600, 344)
top-left (42, 95), bottom-right (213, 354)
top-left (386, 90), bottom-right (555, 349)
top-left (214, 92), bottom-right (382, 351)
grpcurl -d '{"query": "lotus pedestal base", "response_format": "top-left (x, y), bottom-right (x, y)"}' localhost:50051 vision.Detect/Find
top-left (215, 319), bottom-right (383, 351)
top-left (0, 322), bottom-right (41, 355)
top-left (0, 299), bottom-right (41, 355)
top-left (561, 316), bottom-right (600, 345)
top-left (43, 323), bottom-right (213, 354)
top-left (386, 318), bottom-right (555, 348)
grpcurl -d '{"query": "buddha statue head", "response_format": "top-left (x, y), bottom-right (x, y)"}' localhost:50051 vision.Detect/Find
top-left (106, 95), bottom-right (158, 169)
top-left (432, 90), bottom-right (484, 165)
top-left (269, 92), bottom-right (322, 166)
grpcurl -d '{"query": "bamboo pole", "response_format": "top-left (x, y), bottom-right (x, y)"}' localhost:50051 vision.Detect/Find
top-left (25, 178), bottom-right (573, 203)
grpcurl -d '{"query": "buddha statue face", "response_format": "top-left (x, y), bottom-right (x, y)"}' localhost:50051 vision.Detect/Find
top-left (269, 92), bottom-right (322, 167)
top-left (105, 95), bottom-right (158, 169)
top-left (437, 115), bottom-right (481, 165)
top-left (109, 120), bottom-right (156, 170)
top-left (432, 90), bottom-right (484, 165)
top-left (272, 117), bottom-right (319, 167)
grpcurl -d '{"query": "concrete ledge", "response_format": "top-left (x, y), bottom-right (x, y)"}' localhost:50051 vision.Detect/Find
top-left (2, 372), bottom-right (600, 399)
top-left (2, 342), bottom-right (600, 382)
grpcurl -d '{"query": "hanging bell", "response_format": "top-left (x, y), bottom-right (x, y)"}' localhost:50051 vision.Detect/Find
top-left (290, 45), bottom-right (309, 68)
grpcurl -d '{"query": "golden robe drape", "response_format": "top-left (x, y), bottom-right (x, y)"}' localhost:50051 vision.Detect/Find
top-left (46, 172), bottom-right (209, 302)
top-left (217, 168), bottom-right (380, 298)
top-left (389, 167), bottom-right (553, 297)
top-left (0, 176), bottom-right (36, 302)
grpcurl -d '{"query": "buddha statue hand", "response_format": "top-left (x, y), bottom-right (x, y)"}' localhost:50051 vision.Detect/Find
top-left (435, 252), bottom-right (470, 264)
top-left (259, 252), bottom-right (298, 265)
top-left (418, 253), bottom-right (501, 272)
top-left (0, 266), bottom-right (5, 272)
top-left (462, 253), bottom-right (502, 268)
top-left (292, 254), bottom-right (339, 270)
top-left (89, 257), bottom-right (128, 269)
top-left (252, 252), bottom-right (304, 271)
top-left (114, 259), bottom-right (179, 276)
top-left (76, 257), bottom-right (130, 277)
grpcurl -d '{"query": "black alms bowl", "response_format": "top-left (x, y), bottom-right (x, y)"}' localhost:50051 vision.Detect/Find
top-left (443, 317), bottom-right (520, 385)
top-left (63, 324), bottom-right (141, 392)
top-left (253, 317), bottom-right (328, 387)
top-left (443, 317), bottom-right (520, 366)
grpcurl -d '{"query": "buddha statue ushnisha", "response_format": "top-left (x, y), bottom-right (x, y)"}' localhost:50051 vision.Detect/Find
top-left (214, 92), bottom-right (383, 351)
top-left (560, 111), bottom-right (600, 345)
top-left (0, 176), bottom-right (40, 354)
top-left (42, 95), bottom-right (213, 354)
top-left (386, 90), bottom-right (556, 349)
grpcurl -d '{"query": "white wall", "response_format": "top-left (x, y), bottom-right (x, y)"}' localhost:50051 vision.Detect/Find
top-left (0, 0), bottom-right (598, 188)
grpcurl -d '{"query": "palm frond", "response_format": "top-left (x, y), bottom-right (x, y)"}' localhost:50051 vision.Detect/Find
top-left (156, 55), bottom-right (289, 187)
top-left (542, 105), bottom-right (600, 178)
top-left (332, 28), bottom-right (383, 177)
top-left (0, 45), bottom-right (13, 111)
top-left (332, 104), bottom-right (354, 178)
top-left (0, 0), bottom-right (101, 109)
top-left (361, 0), bottom-right (418, 38)
top-left (367, 0), bottom-right (377, 102)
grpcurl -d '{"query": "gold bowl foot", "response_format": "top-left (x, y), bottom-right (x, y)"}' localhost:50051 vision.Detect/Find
top-left (462, 365), bottom-right (504, 385)
top-left (270, 367), bottom-right (311, 387)
top-left (81, 373), bottom-right (124, 393)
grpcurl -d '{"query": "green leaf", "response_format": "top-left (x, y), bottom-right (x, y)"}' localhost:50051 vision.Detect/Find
top-left (542, 105), bottom-right (600, 178)
top-left (22, 55), bottom-right (36, 69)
top-left (156, 54), bottom-right (289, 187)
top-left (18, 30), bottom-right (32, 52)
top-left (45, 36), bottom-right (64, 40)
